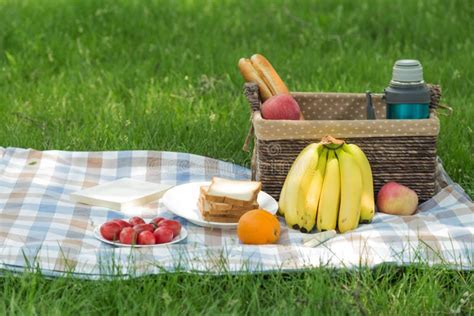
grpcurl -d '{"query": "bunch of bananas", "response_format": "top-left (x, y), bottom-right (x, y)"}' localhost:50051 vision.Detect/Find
top-left (279, 136), bottom-right (374, 233)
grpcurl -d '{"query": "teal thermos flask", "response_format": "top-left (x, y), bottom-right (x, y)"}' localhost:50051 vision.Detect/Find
top-left (385, 60), bottom-right (430, 119)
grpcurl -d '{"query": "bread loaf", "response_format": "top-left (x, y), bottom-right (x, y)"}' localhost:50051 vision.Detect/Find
top-left (238, 58), bottom-right (273, 101)
top-left (197, 178), bottom-right (261, 223)
top-left (250, 54), bottom-right (289, 96)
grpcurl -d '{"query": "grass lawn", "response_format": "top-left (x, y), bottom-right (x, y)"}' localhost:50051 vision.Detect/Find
top-left (0, 0), bottom-right (472, 314)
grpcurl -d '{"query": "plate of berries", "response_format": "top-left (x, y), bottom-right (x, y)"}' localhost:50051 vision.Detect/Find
top-left (94, 216), bottom-right (187, 247)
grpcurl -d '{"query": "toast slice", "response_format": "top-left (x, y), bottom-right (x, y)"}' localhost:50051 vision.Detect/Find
top-left (198, 196), bottom-right (243, 223)
top-left (201, 213), bottom-right (242, 223)
top-left (198, 198), bottom-right (251, 217)
top-left (207, 200), bottom-right (258, 212)
top-left (199, 186), bottom-right (258, 210)
top-left (198, 192), bottom-right (255, 223)
top-left (204, 177), bottom-right (261, 206)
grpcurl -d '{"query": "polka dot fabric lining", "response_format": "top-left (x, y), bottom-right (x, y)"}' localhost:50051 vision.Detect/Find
top-left (254, 92), bottom-right (440, 140)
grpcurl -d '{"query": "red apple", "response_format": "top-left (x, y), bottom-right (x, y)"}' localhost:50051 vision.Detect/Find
top-left (137, 231), bottom-right (156, 245)
top-left (119, 227), bottom-right (137, 244)
top-left (153, 227), bottom-right (174, 244)
top-left (112, 219), bottom-right (131, 230)
top-left (100, 221), bottom-right (122, 241)
top-left (129, 216), bottom-right (145, 226)
top-left (261, 94), bottom-right (301, 120)
top-left (377, 182), bottom-right (419, 216)
top-left (159, 220), bottom-right (181, 237)
top-left (150, 217), bottom-right (166, 228)
top-left (133, 223), bottom-right (155, 234)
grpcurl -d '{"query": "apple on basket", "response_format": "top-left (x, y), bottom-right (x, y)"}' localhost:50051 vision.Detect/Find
top-left (377, 182), bottom-right (419, 216)
top-left (261, 94), bottom-right (302, 120)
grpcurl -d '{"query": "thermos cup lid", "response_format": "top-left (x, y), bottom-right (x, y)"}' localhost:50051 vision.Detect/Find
top-left (392, 59), bottom-right (424, 83)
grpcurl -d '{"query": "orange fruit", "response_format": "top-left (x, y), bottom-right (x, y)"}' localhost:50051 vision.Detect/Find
top-left (237, 209), bottom-right (280, 245)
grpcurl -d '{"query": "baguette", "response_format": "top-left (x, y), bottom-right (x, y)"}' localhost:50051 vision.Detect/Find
top-left (238, 58), bottom-right (273, 101)
top-left (250, 54), bottom-right (289, 96)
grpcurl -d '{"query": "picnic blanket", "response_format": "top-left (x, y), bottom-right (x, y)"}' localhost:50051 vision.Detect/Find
top-left (0, 147), bottom-right (472, 278)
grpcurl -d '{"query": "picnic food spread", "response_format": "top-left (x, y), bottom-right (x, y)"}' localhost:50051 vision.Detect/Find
top-left (98, 53), bottom-right (433, 244)
top-left (198, 177), bottom-right (261, 223)
top-left (89, 53), bottom-right (443, 248)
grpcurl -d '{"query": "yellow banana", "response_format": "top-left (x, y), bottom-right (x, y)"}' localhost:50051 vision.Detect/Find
top-left (297, 147), bottom-right (327, 232)
top-left (336, 148), bottom-right (362, 233)
top-left (280, 143), bottom-right (321, 230)
top-left (278, 176), bottom-right (287, 216)
top-left (317, 150), bottom-right (340, 231)
top-left (343, 144), bottom-right (375, 223)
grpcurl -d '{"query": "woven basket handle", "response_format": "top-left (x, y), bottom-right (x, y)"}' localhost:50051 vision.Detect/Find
top-left (243, 82), bottom-right (262, 112)
top-left (242, 82), bottom-right (262, 153)
top-left (428, 84), bottom-right (453, 116)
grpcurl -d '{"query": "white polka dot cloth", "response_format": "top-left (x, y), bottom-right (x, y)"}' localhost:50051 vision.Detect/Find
top-left (254, 92), bottom-right (440, 140)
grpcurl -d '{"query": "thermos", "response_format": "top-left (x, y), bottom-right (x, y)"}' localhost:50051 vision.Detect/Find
top-left (385, 60), bottom-right (430, 119)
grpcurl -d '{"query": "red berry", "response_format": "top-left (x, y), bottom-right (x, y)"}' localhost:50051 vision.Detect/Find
top-left (153, 227), bottom-right (174, 244)
top-left (119, 227), bottom-right (137, 245)
top-left (159, 220), bottom-right (181, 237)
top-left (129, 216), bottom-right (145, 226)
top-left (133, 223), bottom-right (154, 234)
top-left (100, 221), bottom-right (122, 241)
top-left (137, 231), bottom-right (156, 245)
top-left (150, 217), bottom-right (166, 228)
top-left (112, 219), bottom-right (131, 230)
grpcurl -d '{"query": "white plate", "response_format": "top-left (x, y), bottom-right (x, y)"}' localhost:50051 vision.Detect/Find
top-left (161, 181), bottom-right (278, 229)
top-left (94, 226), bottom-right (188, 247)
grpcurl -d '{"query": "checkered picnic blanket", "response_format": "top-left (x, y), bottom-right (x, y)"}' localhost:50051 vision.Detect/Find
top-left (0, 147), bottom-right (472, 278)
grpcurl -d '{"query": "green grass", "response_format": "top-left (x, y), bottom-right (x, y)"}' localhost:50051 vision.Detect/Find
top-left (0, 0), bottom-right (473, 314)
top-left (1, 266), bottom-right (472, 315)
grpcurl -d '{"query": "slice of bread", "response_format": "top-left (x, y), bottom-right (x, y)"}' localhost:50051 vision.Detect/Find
top-left (208, 202), bottom-right (257, 212)
top-left (199, 186), bottom-right (258, 211)
top-left (198, 197), bottom-right (242, 223)
top-left (204, 177), bottom-right (261, 206)
top-left (197, 186), bottom-right (258, 223)
top-left (198, 195), bottom-right (254, 216)
top-left (201, 213), bottom-right (242, 223)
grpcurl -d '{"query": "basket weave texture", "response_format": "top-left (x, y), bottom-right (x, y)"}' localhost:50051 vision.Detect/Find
top-left (244, 83), bottom-right (440, 202)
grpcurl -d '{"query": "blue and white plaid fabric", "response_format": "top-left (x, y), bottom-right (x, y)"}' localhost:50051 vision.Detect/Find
top-left (0, 147), bottom-right (472, 278)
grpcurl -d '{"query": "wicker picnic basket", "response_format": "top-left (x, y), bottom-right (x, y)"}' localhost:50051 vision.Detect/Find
top-left (243, 83), bottom-right (442, 203)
